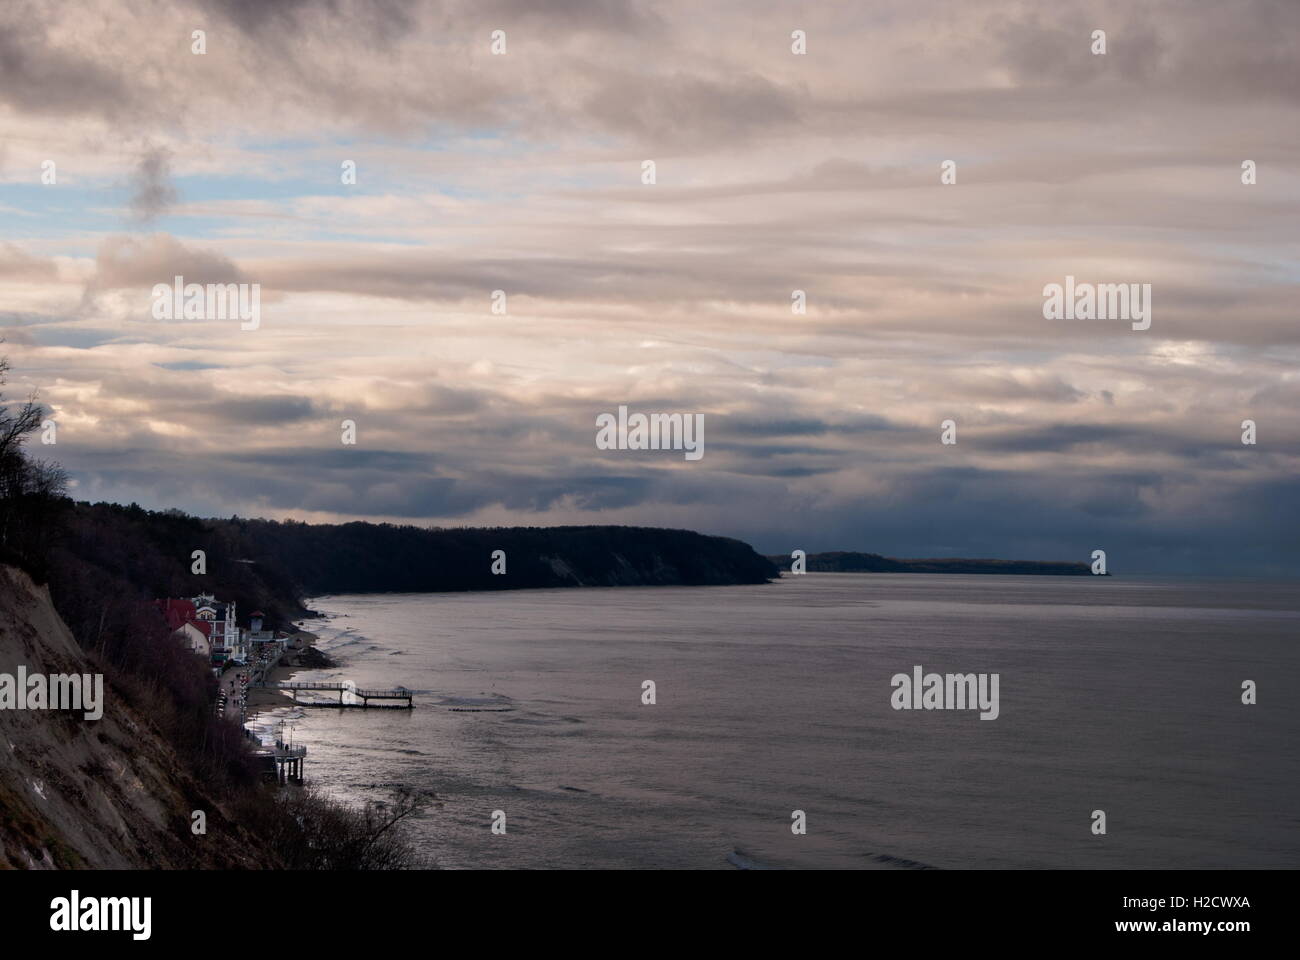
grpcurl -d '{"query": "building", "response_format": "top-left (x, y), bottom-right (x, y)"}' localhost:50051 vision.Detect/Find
top-left (245, 610), bottom-right (274, 642)
top-left (174, 621), bottom-right (212, 658)
top-left (155, 597), bottom-right (195, 633)
top-left (192, 593), bottom-right (236, 646)
top-left (154, 597), bottom-right (207, 657)
top-left (153, 593), bottom-right (247, 666)
top-left (192, 592), bottom-right (247, 665)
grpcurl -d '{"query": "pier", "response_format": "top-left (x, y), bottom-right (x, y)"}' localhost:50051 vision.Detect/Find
top-left (249, 738), bottom-right (307, 784)
top-left (256, 680), bottom-right (415, 709)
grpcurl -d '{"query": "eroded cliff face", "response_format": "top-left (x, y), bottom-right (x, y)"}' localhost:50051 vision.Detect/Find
top-left (0, 565), bottom-right (272, 869)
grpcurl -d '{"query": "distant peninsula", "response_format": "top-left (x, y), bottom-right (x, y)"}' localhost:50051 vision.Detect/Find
top-left (765, 551), bottom-right (1095, 576)
top-left (22, 503), bottom-right (781, 629)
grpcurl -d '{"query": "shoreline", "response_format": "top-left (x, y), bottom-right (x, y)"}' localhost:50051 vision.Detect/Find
top-left (244, 627), bottom-right (330, 720)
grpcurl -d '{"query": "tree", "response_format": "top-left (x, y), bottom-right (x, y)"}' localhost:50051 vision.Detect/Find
top-left (0, 355), bottom-right (43, 464)
top-left (0, 353), bottom-right (66, 566)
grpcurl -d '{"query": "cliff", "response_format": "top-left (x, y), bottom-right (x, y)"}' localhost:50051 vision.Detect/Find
top-left (0, 564), bottom-right (274, 869)
top-left (45, 503), bottom-right (779, 619)
top-left (230, 522), bottom-right (781, 595)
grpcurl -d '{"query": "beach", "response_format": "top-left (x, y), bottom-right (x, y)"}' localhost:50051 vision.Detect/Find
top-left (243, 629), bottom-right (327, 719)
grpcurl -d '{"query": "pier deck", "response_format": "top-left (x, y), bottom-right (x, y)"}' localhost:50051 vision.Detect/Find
top-left (256, 680), bottom-right (415, 709)
top-left (250, 740), bottom-right (307, 783)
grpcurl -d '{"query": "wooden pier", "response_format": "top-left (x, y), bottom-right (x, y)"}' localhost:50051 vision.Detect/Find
top-left (251, 739), bottom-right (307, 783)
top-left (256, 680), bottom-right (414, 709)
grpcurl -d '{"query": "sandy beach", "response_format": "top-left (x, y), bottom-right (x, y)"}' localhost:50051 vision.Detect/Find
top-left (244, 629), bottom-right (326, 719)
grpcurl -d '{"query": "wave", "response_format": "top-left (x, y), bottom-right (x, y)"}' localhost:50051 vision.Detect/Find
top-left (436, 694), bottom-right (513, 707)
top-left (727, 849), bottom-right (776, 870)
top-left (870, 852), bottom-right (937, 870)
top-left (725, 847), bottom-right (935, 870)
top-left (313, 626), bottom-right (370, 651)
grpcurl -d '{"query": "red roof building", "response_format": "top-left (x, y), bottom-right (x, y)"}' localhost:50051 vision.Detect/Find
top-left (154, 597), bottom-right (197, 632)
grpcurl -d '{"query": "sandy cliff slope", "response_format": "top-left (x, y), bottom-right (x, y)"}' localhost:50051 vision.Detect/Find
top-left (0, 564), bottom-right (273, 869)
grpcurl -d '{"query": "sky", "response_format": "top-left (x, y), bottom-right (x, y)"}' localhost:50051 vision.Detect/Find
top-left (1, 0), bottom-right (1298, 575)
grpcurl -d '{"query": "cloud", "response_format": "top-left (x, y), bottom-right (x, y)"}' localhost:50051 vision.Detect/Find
top-left (88, 234), bottom-right (246, 292)
top-left (0, 243), bottom-right (58, 281)
top-left (127, 146), bottom-right (180, 223)
top-left (1, 0), bottom-right (1297, 574)
top-left (0, 6), bottom-right (132, 118)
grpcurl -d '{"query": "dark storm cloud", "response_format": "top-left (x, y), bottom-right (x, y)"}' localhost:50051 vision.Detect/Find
top-left (0, 6), bottom-right (131, 118)
top-left (981, 423), bottom-right (1161, 455)
top-left (229, 448), bottom-right (436, 472)
top-left (480, 0), bottom-right (660, 33)
top-left (194, 0), bottom-right (659, 42)
top-left (194, 0), bottom-right (421, 45)
top-left (740, 465), bottom-right (1300, 577)
top-left (127, 147), bottom-right (180, 223)
top-left (708, 441), bottom-right (849, 461)
top-left (205, 395), bottom-right (318, 424)
top-left (196, 0), bottom-right (343, 31)
top-left (724, 415), bottom-right (903, 438)
top-left (982, 423), bottom-right (1300, 460)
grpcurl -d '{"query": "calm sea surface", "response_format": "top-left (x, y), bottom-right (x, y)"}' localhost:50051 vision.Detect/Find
top-left (248, 574), bottom-right (1300, 869)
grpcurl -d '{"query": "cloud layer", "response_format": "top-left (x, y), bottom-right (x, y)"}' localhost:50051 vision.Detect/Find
top-left (2, 0), bottom-right (1298, 573)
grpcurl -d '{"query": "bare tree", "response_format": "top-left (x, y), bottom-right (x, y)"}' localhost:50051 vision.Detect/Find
top-left (243, 786), bottom-right (430, 870)
top-left (0, 355), bottom-right (43, 462)
top-left (0, 352), bottom-right (63, 555)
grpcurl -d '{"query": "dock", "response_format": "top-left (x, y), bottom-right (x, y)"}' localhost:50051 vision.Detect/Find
top-left (256, 680), bottom-right (415, 709)
top-left (250, 738), bottom-right (307, 784)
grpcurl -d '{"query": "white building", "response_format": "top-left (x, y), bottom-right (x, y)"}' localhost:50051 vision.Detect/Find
top-left (173, 621), bottom-right (211, 658)
top-left (193, 592), bottom-right (247, 664)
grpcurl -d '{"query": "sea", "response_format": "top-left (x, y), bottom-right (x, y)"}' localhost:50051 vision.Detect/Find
top-left (246, 573), bottom-right (1300, 869)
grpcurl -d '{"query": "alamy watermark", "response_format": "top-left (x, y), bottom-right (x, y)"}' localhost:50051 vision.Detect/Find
top-left (595, 405), bottom-right (704, 461)
top-left (50, 891), bottom-right (150, 940)
top-left (891, 665), bottom-right (999, 720)
top-left (1043, 275), bottom-right (1151, 331)
top-left (152, 275), bottom-right (260, 330)
top-left (0, 667), bottom-right (103, 720)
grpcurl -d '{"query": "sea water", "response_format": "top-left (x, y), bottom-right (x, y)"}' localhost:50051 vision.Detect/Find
top-left (248, 573), bottom-right (1300, 869)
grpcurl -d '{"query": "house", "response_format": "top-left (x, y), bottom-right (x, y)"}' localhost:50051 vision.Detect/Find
top-left (174, 621), bottom-right (212, 658)
top-left (155, 597), bottom-right (195, 633)
top-left (153, 598), bottom-right (208, 657)
top-left (192, 592), bottom-right (247, 665)
top-left (153, 593), bottom-right (246, 665)
top-left (192, 592), bottom-right (237, 647)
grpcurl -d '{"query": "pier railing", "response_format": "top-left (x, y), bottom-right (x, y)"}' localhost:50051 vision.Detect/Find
top-left (249, 739), bottom-right (307, 783)
top-left (256, 680), bottom-right (414, 708)
top-left (256, 680), bottom-right (350, 690)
